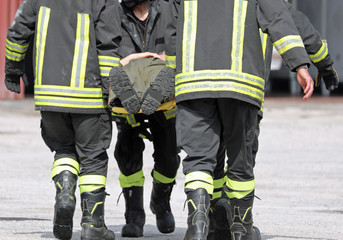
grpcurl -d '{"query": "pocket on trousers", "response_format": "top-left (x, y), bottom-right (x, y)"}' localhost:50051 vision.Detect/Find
top-left (99, 113), bottom-right (112, 149)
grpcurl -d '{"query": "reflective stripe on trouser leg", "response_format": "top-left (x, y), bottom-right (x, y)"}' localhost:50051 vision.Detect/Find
top-left (152, 169), bottom-right (176, 184)
top-left (51, 157), bottom-right (80, 178)
top-left (212, 177), bottom-right (225, 201)
top-left (79, 175), bottom-right (106, 194)
top-left (185, 171), bottom-right (214, 195)
top-left (118, 170), bottom-right (145, 188)
top-left (223, 177), bottom-right (255, 199)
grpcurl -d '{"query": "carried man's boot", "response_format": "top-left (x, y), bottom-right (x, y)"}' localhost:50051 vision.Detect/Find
top-left (53, 170), bottom-right (77, 240)
top-left (150, 180), bottom-right (175, 233)
top-left (121, 186), bottom-right (146, 237)
top-left (184, 188), bottom-right (211, 240)
top-left (80, 189), bottom-right (115, 240)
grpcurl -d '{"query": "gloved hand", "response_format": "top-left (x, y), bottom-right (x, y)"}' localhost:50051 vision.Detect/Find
top-left (315, 65), bottom-right (339, 91)
top-left (4, 74), bottom-right (28, 94)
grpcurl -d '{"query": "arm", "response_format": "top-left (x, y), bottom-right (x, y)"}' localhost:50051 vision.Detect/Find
top-left (120, 52), bottom-right (163, 66)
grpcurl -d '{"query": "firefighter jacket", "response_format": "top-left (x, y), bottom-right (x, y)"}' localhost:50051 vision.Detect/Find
top-left (5, 0), bottom-right (121, 114)
top-left (118, 0), bottom-right (174, 57)
top-left (168, 0), bottom-right (311, 108)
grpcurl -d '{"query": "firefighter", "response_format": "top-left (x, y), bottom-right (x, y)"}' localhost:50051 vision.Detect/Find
top-left (166, 0), bottom-right (315, 239)
top-left (107, 0), bottom-right (180, 237)
top-left (4, 0), bottom-right (121, 239)
top-left (208, 2), bottom-right (339, 239)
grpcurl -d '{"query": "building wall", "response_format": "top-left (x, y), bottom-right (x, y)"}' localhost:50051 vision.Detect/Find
top-left (0, 0), bottom-right (24, 100)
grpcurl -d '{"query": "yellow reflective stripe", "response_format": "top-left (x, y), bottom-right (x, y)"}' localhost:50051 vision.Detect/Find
top-left (182, 1), bottom-right (197, 73)
top-left (153, 170), bottom-right (176, 184)
top-left (185, 181), bottom-right (213, 195)
top-left (165, 55), bottom-right (176, 69)
top-left (71, 13), bottom-right (90, 88)
top-left (35, 85), bottom-right (103, 98)
top-left (226, 178), bottom-right (254, 191)
top-left (100, 66), bottom-right (112, 77)
top-left (51, 165), bottom-right (79, 178)
top-left (118, 170), bottom-right (145, 188)
top-left (164, 107), bottom-right (176, 120)
top-left (35, 6), bottom-right (51, 85)
top-left (80, 185), bottom-right (103, 194)
top-left (242, 206), bottom-right (252, 221)
top-left (126, 114), bottom-right (140, 127)
top-left (79, 175), bottom-right (106, 185)
top-left (185, 171), bottom-right (213, 185)
top-left (231, 0), bottom-right (248, 72)
top-left (6, 39), bottom-right (29, 53)
top-left (91, 202), bottom-right (104, 215)
top-left (259, 29), bottom-right (268, 60)
top-left (176, 70), bottom-right (264, 88)
top-left (212, 191), bottom-right (222, 200)
top-left (54, 157), bottom-right (80, 170)
top-left (224, 189), bottom-right (253, 199)
top-left (309, 40), bottom-right (328, 63)
top-left (34, 95), bottom-right (107, 109)
top-left (273, 35), bottom-right (305, 55)
top-left (213, 177), bottom-right (225, 189)
top-left (98, 56), bottom-right (120, 66)
top-left (5, 49), bottom-right (25, 61)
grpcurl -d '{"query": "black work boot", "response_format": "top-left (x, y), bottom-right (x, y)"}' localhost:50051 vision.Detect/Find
top-left (230, 200), bottom-right (261, 240)
top-left (121, 186), bottom-right (145, 237)
top-left (184, 188), bottom-right (211, 240)
top-left (80, 189), bottom-right (115, 240)
top-left (150, 180), bottom-right (175, 234)
top-left (207, 198), bottom-right (232, 240)
top-left (53, 170), bottom-right (77, 240)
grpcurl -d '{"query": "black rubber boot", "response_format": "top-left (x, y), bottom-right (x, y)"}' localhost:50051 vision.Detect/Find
top-left (53, 170), bottom-right (77, 240)
top-left (230, 200), bottom-right (261, 240)
top-left (207, 198), bottom-right (232, 240)
top-left (150, 180), bottom-right (175, 234)
top-left (80, 189), bottom-right (115, 240)
top-left (121, 187), bottom-right (145, 237)
top-left (141, 67), bottom-right (175, 115)
top-left (109, 66), bottom-right (141, 114)
top-left (184, 188), bottom-right (211, 240)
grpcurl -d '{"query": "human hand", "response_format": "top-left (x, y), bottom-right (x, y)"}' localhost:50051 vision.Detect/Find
top-left (296, 67), bottom-right (314, 100)
top-left (315, 65), bottom-right (339, 91)
top-left (4, 74), bottom-right (28, 94)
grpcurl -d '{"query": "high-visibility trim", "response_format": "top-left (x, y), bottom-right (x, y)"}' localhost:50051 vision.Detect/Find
top-left (119, 170), bottom-right (145, 188)
top-left (79, 175), bottom-right (106, 185)
top-left (182, 1), bottom-right (197, 73)
top-left (51, 165), bottom-right (79, 178)
top-left (165, 55), bottom-right (176, 69)
top-left (309, 40), bottom-right (328, 63)
top-left (273, 35), bottom-right (305, 55)
top-left (53, 158), bottom-right (80, 172)
top-left (127, 114), bottom-right (140, 127)
top-left (213, 177), bottom-right (226, 189)
top-left (185, 171), bottom-right (213, 194)
top-left (224, 189), bottom-right (254, 199)
top-left (98, 55), bottom-right (120, 67)
top-left (226, 178), bottom-right (255, 191)
top-left (175, 79), bottom-right (264, 102)
top-left (35, 85), bottom-right (103, 98)
top-left (152, 170), bottom-right (176, 184)
top-left (71, 13), bottom-right (90, 88)
top-left (187, 199), bottom-right (197, 210)
top-left (242, 206), bottom-right (252, 221)
top-left (99, 66), bottom-right (112, 77)
top-left (79, 185), bottom-right (104, 194)
top-left (164, 107), bottom-right (177, 120)
top-left (5, 50), bottom-right (25, 62)
top-left (6, 39), bottom-right (29, 53)
top-left (185, 181), bottom-right (214, 195)
top-left (259, 29), bottom-right (268, 60)
top-left (212, 191), bottom-right (222, 200)
top-left (34, 95), bottom-right (107, 109)
top-left (231, 0), bottom-right (248, 72)
top-left (35, 6), bottom-right (51, 85)
top-left (91, 202), bottom-right (104, 215)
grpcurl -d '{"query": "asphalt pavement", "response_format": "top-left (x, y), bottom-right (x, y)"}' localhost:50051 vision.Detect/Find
top-left (0, 97), bottom-right (342, 240)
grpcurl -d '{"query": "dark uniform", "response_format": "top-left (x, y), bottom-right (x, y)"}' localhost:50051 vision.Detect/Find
top-left (111, 0), bottom-right (180, 237)
top-left (4, 0), bottom-right (121, 239)
top-left (166, 0), bottom-right (314, 239)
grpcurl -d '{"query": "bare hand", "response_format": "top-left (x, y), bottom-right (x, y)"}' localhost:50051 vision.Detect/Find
top-left (120, 52), bottom-right (162, 66)
top-left (296, 67), bottom-right (314, 100)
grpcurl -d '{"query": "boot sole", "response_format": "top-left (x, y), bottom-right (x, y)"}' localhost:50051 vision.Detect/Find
top-left (109, 67), bottom-right (141, 114)
top-left (141, 67), bottom-right (175, 115)
top-left (121, 223), bottom-right (143, 237)
top-left (53, 207), bottom-right (74, 240)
